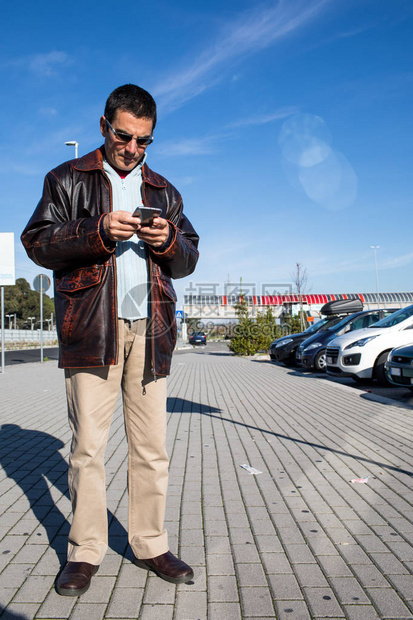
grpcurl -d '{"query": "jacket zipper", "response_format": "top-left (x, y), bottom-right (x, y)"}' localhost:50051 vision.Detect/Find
top-left (102, 169), bottom-right (119, 366)
top-left (141, 179), bottom-right (157, 382)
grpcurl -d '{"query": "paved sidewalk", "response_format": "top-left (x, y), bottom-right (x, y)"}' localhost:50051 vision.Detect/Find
top-left (1, 347), bottom-right (413, 619)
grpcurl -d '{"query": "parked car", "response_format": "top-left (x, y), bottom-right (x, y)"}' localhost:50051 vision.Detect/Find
top-left (269, 297), bottom-right (364, 367)
top-left (296, 308), bottom-right (394, 372)
top-left (385, 344), bottom-right (413, 390)
top-left (189, 331), bottom-right (207, 345)
top-left (269, 316), bottom-right (342, 366)
top-left (326, 304), bottom-right (413, 385)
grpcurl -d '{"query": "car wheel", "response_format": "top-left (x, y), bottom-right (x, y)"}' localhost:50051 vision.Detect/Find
top-left (314, 350), bottom-right (327, 372)
top-left (373, 351), bottom-right (392, 386)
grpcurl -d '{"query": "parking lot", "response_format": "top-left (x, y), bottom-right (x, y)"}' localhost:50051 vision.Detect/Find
top-left (184, 340), bottom-right (413, 410)
top-left (2, 340), bottom-right (413, 619)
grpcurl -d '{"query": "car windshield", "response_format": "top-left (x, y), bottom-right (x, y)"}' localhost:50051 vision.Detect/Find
top-left (326, 314), bottom-right (358, 332)
top-left (304, 318), bottom-right (330, 335)
top-left (304, 316), bottom-right (341, 335)
top-left (369, 304), bottom-right (413, 328)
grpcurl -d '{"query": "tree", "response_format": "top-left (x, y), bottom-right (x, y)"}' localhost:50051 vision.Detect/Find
top-left (229, 295), bottom-right (281, 356)
top-left (3, 278), bottom-right (55, 329)
top-left (291, 262), bottom-right (309, 332)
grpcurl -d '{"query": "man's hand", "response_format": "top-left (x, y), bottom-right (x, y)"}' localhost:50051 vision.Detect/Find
top-left (137, 217), bottom-right (170, 248)
top-left (103, 211), bottom-right (140, 241)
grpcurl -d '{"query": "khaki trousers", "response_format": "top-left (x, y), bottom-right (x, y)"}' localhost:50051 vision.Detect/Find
top-left (64, 319), bottom-right (169, 565)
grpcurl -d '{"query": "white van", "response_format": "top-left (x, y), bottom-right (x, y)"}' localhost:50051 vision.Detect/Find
top-left (325, 304), bottom-right (413, 385)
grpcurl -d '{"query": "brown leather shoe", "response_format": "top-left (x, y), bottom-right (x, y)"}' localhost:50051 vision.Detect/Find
top-left (55, 561), bottom-right (99, 596)
top-left (134, 551), bottom-right (194, 584)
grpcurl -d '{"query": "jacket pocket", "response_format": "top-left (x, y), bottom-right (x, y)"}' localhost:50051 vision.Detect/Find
top-left (158, 273), bottom-right (177, 302)
top-left (55, 266), bottom-right (106, 346)
top-left (56, 265), bottom-right (104, 292)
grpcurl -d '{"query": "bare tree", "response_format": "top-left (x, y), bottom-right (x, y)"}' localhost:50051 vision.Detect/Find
top-left (291, 263), bottom-right (308, 332)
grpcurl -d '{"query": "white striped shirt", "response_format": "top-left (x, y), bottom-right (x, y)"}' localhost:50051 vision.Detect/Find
top-left (103, 156), bottom-right (149, 320)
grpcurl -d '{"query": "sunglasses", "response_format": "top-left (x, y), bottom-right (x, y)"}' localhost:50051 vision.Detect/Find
top-left (105, 118), bottom-right (154, 147)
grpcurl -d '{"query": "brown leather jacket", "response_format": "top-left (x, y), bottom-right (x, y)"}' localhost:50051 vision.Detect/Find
top-left (21, 147), bottom-right (199, 375)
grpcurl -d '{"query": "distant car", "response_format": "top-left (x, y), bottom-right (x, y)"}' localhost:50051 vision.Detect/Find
top-left (296, 308), bottom-right (394, 372)
top-left (326, 304), bottom-right (413, 385)
top-left (269, 316), bottom-right (342, 366)
top-left (385, 344), bottom-right (413, 390)
top-left (189, 331), bottom-right (206, 345)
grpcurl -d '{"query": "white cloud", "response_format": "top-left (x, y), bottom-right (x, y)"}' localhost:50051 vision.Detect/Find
top-left (38, 106), bottom-right (58, 117)
top-left (381, 252), bottom-right (413, 270)
top-left (4, 50), bottom-right (72, 78)
top-left (155, 134), bottom-right (227, 157)
top-left (153, 0), bottom-right (332, 110)
top-left (228, 106), bottom-right (298, 128)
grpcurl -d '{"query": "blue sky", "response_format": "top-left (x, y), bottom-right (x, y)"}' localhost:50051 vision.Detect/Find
top-left (2, 0), bottom-right (413, 305)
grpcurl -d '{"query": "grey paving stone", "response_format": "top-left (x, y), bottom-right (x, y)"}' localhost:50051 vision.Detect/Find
top-left (240, 586), bottom-right (276, 617)
top-left (208, 602), bottom-right (242, 619)
top-left (229, 527), bottom-right (254, 544)
top-left (12, 575), bottom-right (52, 603)
top-left (35, 589), bottom-right (76, 618)
top-left (351, 563), bottom-right (391, 588)
top-left (139, 603), bottom-right (174, 620)
top-left (205, 536), bottom-right (231, 554)
top-left (180, 528), bottom-right (204, 547)
top-left (204, 519), bottom-right (229, 537)
top-left (231, 543), bottom-right (261, 564)
top-left (0, 563), bottom-right (32, 589)
top-left (236, 563), bottom-right (268, 587)
top-left (0, 602), bottom-right (39, 619)
top-left (208, 575), bottom-right (238, 603)
top-left (268, 574), bottom-right (303, 600)
top-left (206, 553), bottom-right (235, 576)
top-left (70, 602), bottom-right (107, 620)
top-left (98, 553), bottom-right (123, 575)
top-left (294, 563), bottom-right (329, 588)
top-left (143, 576), bottom-right (175, 604)
top-left (286, 544), bottom-right (317, 564)
top-left (303, 587), bottom-right (345, 618)
top-left (0, 587), bottom-right (18, 608)
top-left (329, 577), bottom-right (371, 605)
top-left (255, 534), bottom-right (283, 553)
top-left (336, 544), bottom-right (371, 564)
top-left (388, 574), bottom-right (413, 600)
top-left (344, 605), bottom-right (381, 620)
top-left (175, 591), bottom-right (207, 619)
top-left (105, 586), bottom-right (144, 618)
top-left (79, 575), bottom-right (116, 603)
top-left (366, 587), bottom-right (413, 618)
top-left (370, 552), bottom-right (410, 574)
top-left (29, 548), bottom-right (61, 576)
top-left (275, 600), bottom-right (312, 619)
top-left (179, 545), bottom-right (205, 567)
top-left (261, 552), bottom-right (293, 574)
top-left (12, 544), bottom-right (48, 565)
top-left (317, 555), bottom-right (353, 577)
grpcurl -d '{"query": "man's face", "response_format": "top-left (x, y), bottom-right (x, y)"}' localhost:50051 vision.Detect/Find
top-left (100, 110), bottom-right (154, 172)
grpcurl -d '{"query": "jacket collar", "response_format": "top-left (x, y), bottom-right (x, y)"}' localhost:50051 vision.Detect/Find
top-left (74, 147), bottom-right (167, 188)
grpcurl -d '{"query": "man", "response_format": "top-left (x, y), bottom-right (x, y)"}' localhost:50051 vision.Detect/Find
top-left (21, 84), bottom-right (199, 596)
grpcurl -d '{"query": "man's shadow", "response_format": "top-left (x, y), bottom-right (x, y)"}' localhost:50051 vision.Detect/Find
top-left (0, 424), bottom-right (128, 563)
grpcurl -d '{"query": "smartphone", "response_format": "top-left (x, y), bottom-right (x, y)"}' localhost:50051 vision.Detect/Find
top-left (132, 206), bottom-right (162, 227)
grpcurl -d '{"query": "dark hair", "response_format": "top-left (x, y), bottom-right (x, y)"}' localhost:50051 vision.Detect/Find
top-left (104, 84), bottom-right (157, 129)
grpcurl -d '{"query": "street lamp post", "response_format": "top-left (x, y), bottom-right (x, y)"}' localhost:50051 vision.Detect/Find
top-left (371, 245), bottom-right (380, 308)
top-left (5, 314), bottom-right (16, 329)
top-left (65, 141), bottom-right (79, 158)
